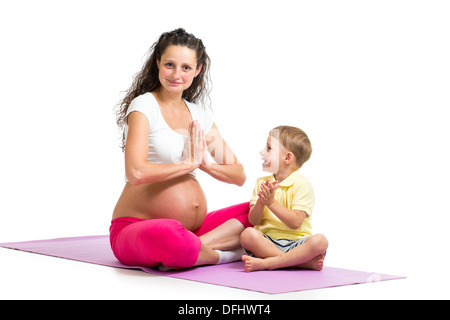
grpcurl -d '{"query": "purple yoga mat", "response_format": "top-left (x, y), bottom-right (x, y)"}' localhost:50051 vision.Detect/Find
top-left (0, 235), bottom-right (405, 294)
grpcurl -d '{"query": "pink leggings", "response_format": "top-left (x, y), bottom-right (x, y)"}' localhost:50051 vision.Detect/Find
top-left (109, 202), bottom-right (251, 269)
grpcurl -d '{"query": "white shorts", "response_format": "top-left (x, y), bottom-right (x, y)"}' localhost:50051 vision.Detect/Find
top-left (263, 234), bottom-right (312, 253)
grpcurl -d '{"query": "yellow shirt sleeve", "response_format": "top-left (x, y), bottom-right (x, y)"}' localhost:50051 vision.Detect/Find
top-left (291, 179), bottom-right (315, 216)
top-left (249, 180), bottom-right (259, 207)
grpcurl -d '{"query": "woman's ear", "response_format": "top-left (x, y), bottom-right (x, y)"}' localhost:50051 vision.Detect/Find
top-left (156, 59), bottom-right (160, 69)
top-left (195, 64), bottom-right (203, 77)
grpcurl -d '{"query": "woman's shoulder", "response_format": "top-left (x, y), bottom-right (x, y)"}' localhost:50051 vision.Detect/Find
top-left (129, 92), bottom-right (158, 110)
top-left (127, 92), bottom-right (159, 117)
top-left (124, 92), bottom-right (160, 127)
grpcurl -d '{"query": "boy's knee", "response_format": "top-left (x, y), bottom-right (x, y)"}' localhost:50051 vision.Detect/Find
top-left (240, 227), bottom-right (258, 248)
top-left (309, 233), bottom-right (328, 253)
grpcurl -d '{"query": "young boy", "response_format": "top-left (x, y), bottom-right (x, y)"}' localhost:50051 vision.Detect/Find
top-left (241, 126), bottom-right (328, 272)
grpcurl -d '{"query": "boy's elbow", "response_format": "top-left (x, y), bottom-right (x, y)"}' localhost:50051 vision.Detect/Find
top-left (249, 216), bottom-right (260, 227)
top-left (287, 219), bottom-right (304, 230)
top-left (289, 221), bottom-right (303, 230)
top-left (288, 211), bottom-right (307, 229)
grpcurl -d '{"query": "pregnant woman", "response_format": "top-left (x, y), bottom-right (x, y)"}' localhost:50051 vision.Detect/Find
top-left (111, 28), bottom-right (250, 270)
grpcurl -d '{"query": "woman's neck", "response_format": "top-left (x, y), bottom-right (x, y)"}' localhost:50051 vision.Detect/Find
top-left (153, 88), bottom-right (183, 109)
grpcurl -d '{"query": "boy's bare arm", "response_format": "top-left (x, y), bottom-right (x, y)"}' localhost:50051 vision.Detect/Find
top-left (258, 180), bottom-right (306, 229)
top-left (248, 199), bottom-right (265, 226)
top-left (266, 201), bottom-right (306, 230)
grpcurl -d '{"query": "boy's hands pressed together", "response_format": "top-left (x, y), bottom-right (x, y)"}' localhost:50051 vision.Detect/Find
top-left (256, 179), bottom-right (306, 230)
top-left (258, 180), bottom-right (279, 207)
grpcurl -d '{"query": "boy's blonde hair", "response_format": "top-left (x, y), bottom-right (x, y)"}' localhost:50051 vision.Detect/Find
top-left (270, 126), bottom-right (312, 169)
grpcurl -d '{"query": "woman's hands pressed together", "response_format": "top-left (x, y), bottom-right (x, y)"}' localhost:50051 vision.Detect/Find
top-left (181, 120), bottom-right (245, 186)
top-left (183, 120), bottom-right (208, 169)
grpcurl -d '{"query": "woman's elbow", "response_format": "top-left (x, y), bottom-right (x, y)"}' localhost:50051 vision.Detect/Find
top-left (235, 166), bottom-right (246, 186)
top-left (125, 167), bottom-right (144, 186)
top-left (237, 174), bottom-right (246, 186)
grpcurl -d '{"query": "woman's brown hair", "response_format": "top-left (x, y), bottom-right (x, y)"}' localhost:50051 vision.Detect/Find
top-left (115, 28), bottom-right (212, 149)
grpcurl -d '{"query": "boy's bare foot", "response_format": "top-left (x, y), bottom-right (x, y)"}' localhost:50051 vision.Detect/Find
top-left (242, 254), bottom-right (325, 272)
top-left (294, 254), bottom-right (325, 271)
top-left (242, 255), bottom-right (267, 272)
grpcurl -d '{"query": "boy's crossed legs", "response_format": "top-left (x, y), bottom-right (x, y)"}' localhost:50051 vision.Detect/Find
top-left (240, 227), bottom-right (328, 272)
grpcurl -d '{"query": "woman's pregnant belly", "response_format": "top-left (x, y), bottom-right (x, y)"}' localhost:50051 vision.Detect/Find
top-left (112, 174), bottom-right (208, 231)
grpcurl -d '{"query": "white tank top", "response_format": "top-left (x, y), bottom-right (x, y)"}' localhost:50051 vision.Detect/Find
top-left (124, 92), bottom-right (214, 169)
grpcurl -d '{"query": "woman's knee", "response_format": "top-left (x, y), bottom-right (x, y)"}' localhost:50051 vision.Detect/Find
top-left (110, 218), bottom-right (200, 268)
top-left (156, 220), bottom-right (201, 268)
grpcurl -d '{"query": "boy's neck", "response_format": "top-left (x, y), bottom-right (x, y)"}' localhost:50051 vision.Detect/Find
top-left (274, 166), bottom-right (298, 183)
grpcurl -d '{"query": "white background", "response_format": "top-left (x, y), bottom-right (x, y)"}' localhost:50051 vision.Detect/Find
top-left (1, 0), bottom-right (449, 299)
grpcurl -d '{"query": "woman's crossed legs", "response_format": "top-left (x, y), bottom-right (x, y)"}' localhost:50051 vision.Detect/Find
top-left (110, 202), bottom-right (251, 269)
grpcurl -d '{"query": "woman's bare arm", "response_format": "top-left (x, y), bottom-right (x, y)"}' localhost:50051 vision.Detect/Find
top-left (124, 112), bottom-right (200, 186)
top-left (200, 123), bottom-right (246, 186)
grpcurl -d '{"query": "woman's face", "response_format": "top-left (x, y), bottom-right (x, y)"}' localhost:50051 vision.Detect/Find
top-left (157, 45), bottom-right (202, 95)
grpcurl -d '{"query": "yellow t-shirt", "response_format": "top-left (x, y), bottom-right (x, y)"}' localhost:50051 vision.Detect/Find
top-left (249, 170), bottom-right (315, 241)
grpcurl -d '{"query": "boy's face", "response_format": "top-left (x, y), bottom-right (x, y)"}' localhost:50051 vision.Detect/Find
top-left (260, 135), bottom-right (286, 173)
